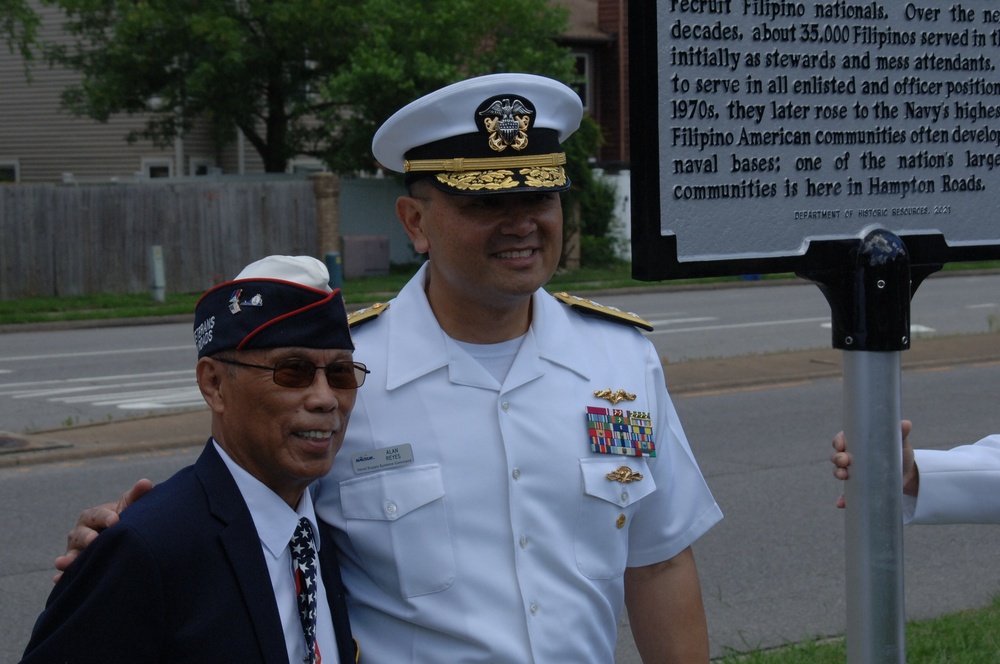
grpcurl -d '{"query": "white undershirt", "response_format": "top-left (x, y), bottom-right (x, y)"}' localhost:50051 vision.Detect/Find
top-left (450, 334), bottom-right (526, 384)
top-left (214, 440), bottom-right (339, 663)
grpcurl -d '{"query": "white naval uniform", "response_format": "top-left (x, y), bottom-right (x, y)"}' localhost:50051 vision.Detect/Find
top-left (907, 434), bottom-right (1000, 525)
top-left (314, 263), bottom-right (723, 663)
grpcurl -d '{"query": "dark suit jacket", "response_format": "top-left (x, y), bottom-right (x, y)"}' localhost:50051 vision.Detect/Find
top-left (21, 441), bottom-right (357, 663)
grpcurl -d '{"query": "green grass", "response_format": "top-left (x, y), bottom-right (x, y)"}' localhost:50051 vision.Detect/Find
top-left (0, 293), bottom-right (202, 325)
top-left (713, 595), bottom-right (1000, 662)
top-left (0, 262), bottom-right (704, 325)
top-left (1, 260), bottom-right (997, 326)
top-left (343, 260), bottom-right (672, 300)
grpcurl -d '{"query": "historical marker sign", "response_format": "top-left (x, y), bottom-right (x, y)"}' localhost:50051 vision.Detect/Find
top-left (631, 0), bottom-right (1000, 279)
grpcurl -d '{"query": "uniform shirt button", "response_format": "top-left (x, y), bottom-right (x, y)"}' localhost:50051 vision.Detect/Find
top-left (385, 501), bottom-right (397, 516)
top-left (519, 535), bottom-right (528, 549)
top-left (529, 602), bottom-right (538, 615)
top-left (512, 468), bottom-right (521, 481)
top-left (621, 491), bottom-right (629, 503)
top-left (501, 401), bottom-right (510, 412)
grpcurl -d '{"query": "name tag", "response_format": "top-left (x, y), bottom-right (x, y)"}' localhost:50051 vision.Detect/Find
top-left (351, 444), bottom-right (414, 474)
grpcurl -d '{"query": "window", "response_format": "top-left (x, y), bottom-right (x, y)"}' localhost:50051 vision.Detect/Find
top-left (0, 158), bottom-right (20, 183)
top-left (141, 158), bottom-right (173, 178)
top-left (570, 52), bottom-right (593, 113)
top-left (189, 158), bottom-right (216, 176)
top-left (287, 158), bottom-right (325, 175)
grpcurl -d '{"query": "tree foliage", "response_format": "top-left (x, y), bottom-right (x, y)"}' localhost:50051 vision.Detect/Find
top-left (317, 0), bottom-right (575, 174)
top-left (43, 0), bottom-right (576, 173)
top-left (45, 0), bottom-right (364, 172)
top-left (561, 115), bottom-right (624, 267)
top-left (1, 0), bottom-right (40, 61)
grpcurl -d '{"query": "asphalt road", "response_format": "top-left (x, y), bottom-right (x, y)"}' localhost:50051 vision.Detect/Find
top-left (1, 271), bottom-right (997, 434)
top-left (3, 359), bottom-right (997, 663)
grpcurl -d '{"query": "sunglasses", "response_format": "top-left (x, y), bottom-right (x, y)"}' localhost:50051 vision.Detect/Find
top-left (214, 357), bottom-right (369, 389)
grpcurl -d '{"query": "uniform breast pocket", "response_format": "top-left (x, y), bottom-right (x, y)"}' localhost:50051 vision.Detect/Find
top-left (575, 458), bottom-right (657, 579)
top-left (339, 464), bottom-right (456, 597)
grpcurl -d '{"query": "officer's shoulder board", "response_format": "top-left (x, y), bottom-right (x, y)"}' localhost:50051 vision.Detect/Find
top-left (553, 292), bottom-right (653, 331)
top-left (347, 302), bottom-right (390, 329)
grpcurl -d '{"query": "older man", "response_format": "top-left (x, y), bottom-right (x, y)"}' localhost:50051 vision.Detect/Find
top-left (24, 256), bottom-right (361, 663)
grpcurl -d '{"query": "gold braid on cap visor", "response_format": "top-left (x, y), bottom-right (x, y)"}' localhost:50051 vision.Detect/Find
top-left (403, 152), bottom-right (566, 173)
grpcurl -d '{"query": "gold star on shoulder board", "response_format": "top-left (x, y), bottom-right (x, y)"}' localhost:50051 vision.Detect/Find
top-left (553, 293), bottom-right (653, 331)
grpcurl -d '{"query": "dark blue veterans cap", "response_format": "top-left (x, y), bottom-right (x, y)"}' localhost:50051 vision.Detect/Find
top-left (193, 255), bottom-right (353, 358)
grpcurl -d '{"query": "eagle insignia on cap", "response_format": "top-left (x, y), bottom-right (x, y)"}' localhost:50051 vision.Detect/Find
top-left (478, 97), bottom-right (533, 152)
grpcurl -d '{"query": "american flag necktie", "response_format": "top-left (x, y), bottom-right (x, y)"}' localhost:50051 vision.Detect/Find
top-left (290, 517), bottom-right (321, 664)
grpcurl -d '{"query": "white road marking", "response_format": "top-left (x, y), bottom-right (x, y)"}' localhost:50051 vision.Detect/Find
top-left (0, 346), bottom-right (191, 362)
top-left (646, 317), bottom-right (717, 326)
top-left (647, 317), bottom-right (830, 336)
top-left (821, 323), bottom-right (936, 333)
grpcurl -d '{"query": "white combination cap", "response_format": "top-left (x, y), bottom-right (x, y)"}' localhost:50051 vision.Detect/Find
top-left (372, 73), bottom-right (583, 195)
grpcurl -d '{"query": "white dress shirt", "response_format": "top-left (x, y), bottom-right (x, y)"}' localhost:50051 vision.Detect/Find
top-left (314, 263), bottom-right (722, 663)
top-left (215, 441), bottom-right (339, 663)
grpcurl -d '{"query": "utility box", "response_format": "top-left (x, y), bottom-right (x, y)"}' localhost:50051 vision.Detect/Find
top-left (341, 235), bottom-right (390, 278)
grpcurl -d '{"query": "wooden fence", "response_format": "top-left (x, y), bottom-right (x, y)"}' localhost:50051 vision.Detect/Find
top-left (0, 178), bottom-right (318, 300)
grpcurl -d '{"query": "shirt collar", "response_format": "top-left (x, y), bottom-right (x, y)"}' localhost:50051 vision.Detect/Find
top-left (383, 263), bottom-right (450, 390)
top-left (383, 263), bottom-right (591, 389)
top-left (212, 440), bottom-right (320, 560)
top-left (527, 285), bottom-right (592, 380)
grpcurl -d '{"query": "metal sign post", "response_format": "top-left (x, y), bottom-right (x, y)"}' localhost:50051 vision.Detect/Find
top-left (843, 349), bottom-right (906, 662)
top-left (629, 2), bottom-right (1000, 661)
top-left (802, 229), bottom-right (911, 661)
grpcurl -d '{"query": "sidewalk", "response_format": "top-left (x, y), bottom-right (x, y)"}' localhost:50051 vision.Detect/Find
top-left (2, 332), bottom-right (997, 468)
